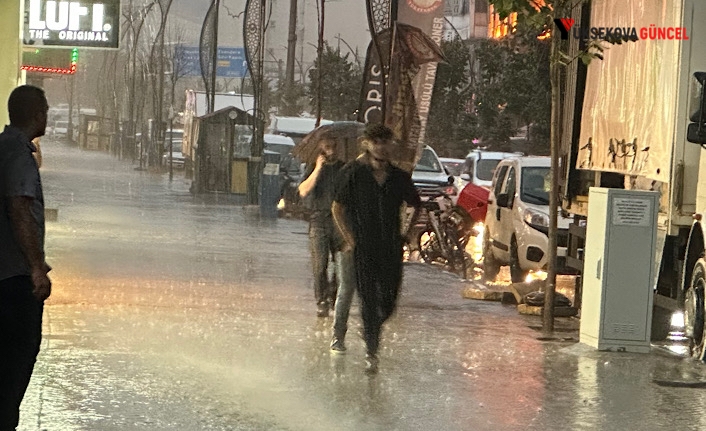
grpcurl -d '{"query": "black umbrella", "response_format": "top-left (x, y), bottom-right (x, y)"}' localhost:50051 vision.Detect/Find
top-left (292, 121), bottom-right (366, 165)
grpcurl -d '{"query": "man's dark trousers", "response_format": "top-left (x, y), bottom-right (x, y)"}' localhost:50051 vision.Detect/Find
top-left (309, 221), bottom-right (338, 308)
top-left (0, 276), bottom-right (43, 430)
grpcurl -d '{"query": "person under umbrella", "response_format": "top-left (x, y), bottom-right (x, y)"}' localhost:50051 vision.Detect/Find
top-left (298, 138), bottom-right (347, 318)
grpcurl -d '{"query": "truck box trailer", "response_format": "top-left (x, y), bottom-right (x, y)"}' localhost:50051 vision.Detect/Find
top-left (560, 0), bottom-right (706, 352)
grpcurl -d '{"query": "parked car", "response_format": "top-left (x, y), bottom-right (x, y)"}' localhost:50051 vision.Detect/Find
top-left (454, 150), bottom-right (521, 227)
top-left (440, 157), bottom-right (466, 194)
top-left (412, 146), bottom-right (456, 202)
top-left (52, 120), bottom-right (69, 137)
top-left (460, 150), bottom-right (522, 188)
top-left (264, 133), bottom-right (296, 157)
top-left (483, 156), bottom-right (573, 282)
top-left (456, 150), bottom-right (521, 232)
top-left (162, 140), bottom-right (185, 169)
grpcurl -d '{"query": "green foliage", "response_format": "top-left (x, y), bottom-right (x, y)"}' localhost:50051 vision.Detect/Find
top-left (473, 27), bottom-right (551, 154)
top-left (239, 77), bottom-right (274, 116)
top-left (307, 43), bottom-right (363, 121)
top-left (273, 80), bottom-right (308, 116)
top-left (426, 38), bottom-right (478, 158)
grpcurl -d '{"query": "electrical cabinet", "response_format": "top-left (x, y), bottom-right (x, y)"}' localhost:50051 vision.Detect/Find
top-left (579, 188), bottom-right (659, 353)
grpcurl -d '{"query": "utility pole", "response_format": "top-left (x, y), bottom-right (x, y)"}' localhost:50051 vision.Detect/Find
top-left (210, 0), bottom-right (220, 113)
top-left (244, 0), bottom-right (267, 205)
top-left (285, 0), bottom-right (297, 87)
top-left (67, 72), bottom-right (75, 143)
top-left (315, 0), bottom-right (324, 127)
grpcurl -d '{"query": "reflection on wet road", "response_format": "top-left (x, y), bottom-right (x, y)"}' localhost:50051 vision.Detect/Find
top-left (17, 141), bottom-right (706, 431)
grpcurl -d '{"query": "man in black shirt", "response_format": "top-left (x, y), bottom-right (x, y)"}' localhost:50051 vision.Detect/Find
top-left (299, 139), bottom-right (345, 318)
top-left (332, 124), bottom-right (421, 374)
top-left (0, 85), bottom-right (52, 430)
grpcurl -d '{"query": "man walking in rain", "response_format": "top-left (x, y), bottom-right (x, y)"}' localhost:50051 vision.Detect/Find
top-left (0, 85), bottom-right (52, 430)
top-left (298, 138), bottom-right (346, 318)
top-left (332, 124), bottom-right (421, 374)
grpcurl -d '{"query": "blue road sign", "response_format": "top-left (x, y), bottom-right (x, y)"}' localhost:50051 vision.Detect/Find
top-left (175, 46), bottom-right (248, 78)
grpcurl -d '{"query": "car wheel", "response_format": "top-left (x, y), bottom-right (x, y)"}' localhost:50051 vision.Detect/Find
top-left (686, 259), bottom-right (706, 361)
top-left (509, 236), bottom-right (528, 284)
top-left (482, 228), bottom-right (500, 282)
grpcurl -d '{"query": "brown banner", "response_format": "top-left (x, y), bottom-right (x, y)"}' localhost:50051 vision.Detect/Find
top-left (358, 0), bottom-right (445, 172)
top-left (396, 0), bottom-right (445, 162)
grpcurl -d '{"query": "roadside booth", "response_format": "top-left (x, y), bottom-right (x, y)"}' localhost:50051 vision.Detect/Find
top-left (78, 114), bottom-right (113, 152)
top-left (191, 106), bottom-right (262, 196)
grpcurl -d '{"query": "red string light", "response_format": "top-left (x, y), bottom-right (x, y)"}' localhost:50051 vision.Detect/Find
top-left (22, 48), bottom-right (78, 75)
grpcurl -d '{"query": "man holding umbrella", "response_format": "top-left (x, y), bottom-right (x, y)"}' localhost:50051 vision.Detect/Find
top-left (298, 138), bottom-right (346, 318)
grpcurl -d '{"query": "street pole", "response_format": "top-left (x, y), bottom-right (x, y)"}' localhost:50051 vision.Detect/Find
top-left (243, 0), bottom-right (267, 205)
top-left (285, 0), bottom-right (297, 87)
top-left (315, 0), bottom-right (324, 127)
top-left (67, 72), bottom-right (75, 144)
top-left (168, 106), bottom-right (174, 181)
top-left (210, 0), bottom-right (220, 114)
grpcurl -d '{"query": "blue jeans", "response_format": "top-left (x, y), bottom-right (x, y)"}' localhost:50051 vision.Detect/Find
top-left (332, 250), bottom-right (356, 340)
top-left (308, 224), bottom-right (338, 307)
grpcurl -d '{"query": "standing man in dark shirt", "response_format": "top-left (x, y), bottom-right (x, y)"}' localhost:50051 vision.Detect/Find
top-left (332, 124), bottom-right (421, 374)
top-left (299, 139), bottom-right (346, 318)
top-left (0, 85), bottom-right (52, 430)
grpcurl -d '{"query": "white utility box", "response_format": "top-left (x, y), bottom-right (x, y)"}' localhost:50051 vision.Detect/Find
top-left (579, 188), bottom-right (659, 353)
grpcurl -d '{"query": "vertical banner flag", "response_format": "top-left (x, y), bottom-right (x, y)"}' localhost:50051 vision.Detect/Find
top-left (358, 0), bottom-right (445, 172)
top-left (396, 0), bottom-right (445, 167)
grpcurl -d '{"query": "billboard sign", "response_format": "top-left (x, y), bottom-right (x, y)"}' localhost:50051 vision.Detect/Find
top-left (175, 46), bottom-right (249, 78)
top-left (24, 0), bottom-right (120, 49)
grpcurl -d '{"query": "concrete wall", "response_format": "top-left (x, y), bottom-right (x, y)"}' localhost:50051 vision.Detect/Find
top-left (0, 0), bottom-right (22, 127)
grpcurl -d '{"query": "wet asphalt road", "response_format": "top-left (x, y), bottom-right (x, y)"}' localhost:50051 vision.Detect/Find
top-left (15, 140), bottom-right (706, 431)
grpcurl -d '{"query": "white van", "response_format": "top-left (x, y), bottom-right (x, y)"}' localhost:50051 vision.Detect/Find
top-left (483, 156), bottom-right (573, 282)
top-left (460, 150), bottom-right (522, 189)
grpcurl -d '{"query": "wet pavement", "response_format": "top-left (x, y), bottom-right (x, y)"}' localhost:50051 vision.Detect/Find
top-left (15, 140), bottom-right (706, 430)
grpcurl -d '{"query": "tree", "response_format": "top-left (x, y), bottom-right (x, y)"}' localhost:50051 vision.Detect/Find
top-left (472, 24), bottom-right (551, 154)
top-left (488, 0), bottom-right (604, 333)
top-left (307, 43), bottom-right (363, 121)
top-left (425, 37), bottom-right (478, 158)
top-left (273, 79), bottom-right (308, 116)
top-left (122, 0), bottom-right (158, 161)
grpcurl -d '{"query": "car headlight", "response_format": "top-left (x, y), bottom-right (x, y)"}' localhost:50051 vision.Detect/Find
top-left (524, 208), bottom-right (549, 229)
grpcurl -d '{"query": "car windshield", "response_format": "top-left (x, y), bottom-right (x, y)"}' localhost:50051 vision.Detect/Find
top-left (476, 159), bottom-right (501, 181)
top-left (164, 131), bottom-right (184, 141)
top-left (442, 161), bottom-right (463, 176)
top-left (265, 143), bottom-right (294, 157)
top-left (520, 167), bottom-right (550, 205)
top-left (414, 148), bottom-right (443, 173)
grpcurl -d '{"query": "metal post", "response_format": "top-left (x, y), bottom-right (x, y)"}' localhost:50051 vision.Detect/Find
top-left (315, 0), bottom-right (324, 127)
top-left (244, 0), bottom-right (267, 205)
top-left (285, 0), bottom-right (297, 87)
top-left (67, 72), bottom-right (75, 143)
top-left (210, 0), bottom-right (220, 114)
top-left (168, 117), bottom-right (174, 181)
